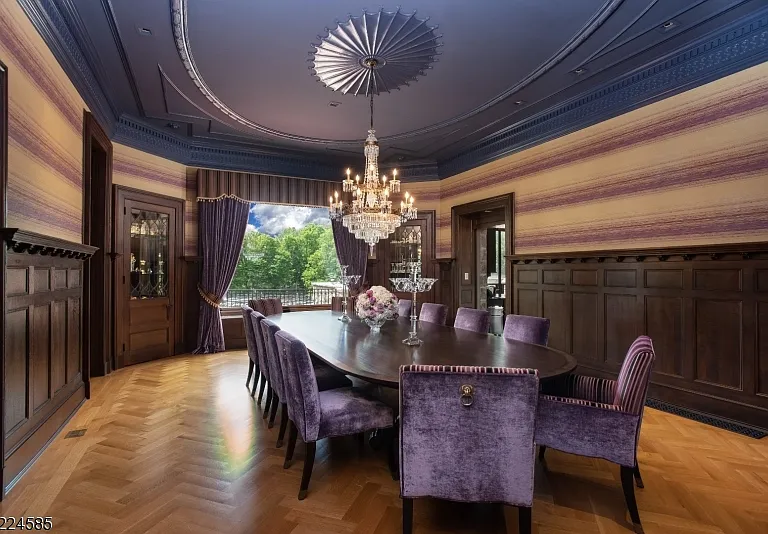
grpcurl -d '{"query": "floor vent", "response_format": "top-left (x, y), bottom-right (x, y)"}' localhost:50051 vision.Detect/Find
top-left (646, 399), bottom-right (766, 439)
top-left (65, 429), bottom-right (87, 439)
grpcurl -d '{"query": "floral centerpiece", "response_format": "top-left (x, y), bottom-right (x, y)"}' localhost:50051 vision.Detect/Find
top-left (356, 285), bottom-right (399, 332)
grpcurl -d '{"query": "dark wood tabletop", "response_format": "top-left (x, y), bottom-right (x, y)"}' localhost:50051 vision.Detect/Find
top-left (267, 310), bottom-right (577, 387)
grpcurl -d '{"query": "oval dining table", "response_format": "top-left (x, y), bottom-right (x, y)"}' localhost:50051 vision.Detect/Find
top-left (268, 310), bottom-right (577, 387)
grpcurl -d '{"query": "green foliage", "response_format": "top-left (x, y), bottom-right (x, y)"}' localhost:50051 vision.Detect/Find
top-left (230, 223), bottom-right (340, 290)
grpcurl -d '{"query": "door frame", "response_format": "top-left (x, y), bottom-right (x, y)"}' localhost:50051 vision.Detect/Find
top-left (451, 193), bottom-right (514, 314)
top-left (82, 111), bottom-right (113, 383)
top-left (113, 186), bottom-right (184, 369)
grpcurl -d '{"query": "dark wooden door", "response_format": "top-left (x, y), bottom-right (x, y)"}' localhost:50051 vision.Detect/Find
top-left (115, 189), bottom-right (183, 367)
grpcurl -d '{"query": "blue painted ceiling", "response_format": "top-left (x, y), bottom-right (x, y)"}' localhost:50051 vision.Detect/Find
top-left (66, 0), bottom-right (768, 175)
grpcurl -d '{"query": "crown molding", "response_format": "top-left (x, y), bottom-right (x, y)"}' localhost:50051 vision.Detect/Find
top-left (17, 0), bottom-right (118, 136)
top-left (438, 7), bottom-right (768, 178)
top-left (18, 0), bottom-right (768, 181)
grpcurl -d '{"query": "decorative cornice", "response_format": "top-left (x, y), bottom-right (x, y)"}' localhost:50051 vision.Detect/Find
top-left (439, 7), bottom-right (768, 178)
top-left (2, 228), bottom-right (98, 259)
top-left (17, 0), bottom-right (117, 136)
top-left (508, 242), bottom-right (768, 264)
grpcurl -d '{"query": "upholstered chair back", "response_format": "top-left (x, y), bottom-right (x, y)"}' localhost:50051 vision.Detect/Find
top-left (275, 330), bottom-right (321, 442)
top-left (503, 314), bottom-right (551, 345)
top-left (614, 336), bottom-right (656, 415)
top-left (241, 306), bottom-right (258, 363)
top-left (249, 311), bottom-right (268, 381)
top-left (260, 318), bottom-right (285, 398)
top-left (400, 365), bottom-right (539, 506)
top-left (398, 299), bottom-right (413, 318)
top-left (419, 303), bottom-right (448, 326)
top-left (453, 307), bottom-right (490, 334)
top-left (249, 298), bottom-right (284, 316)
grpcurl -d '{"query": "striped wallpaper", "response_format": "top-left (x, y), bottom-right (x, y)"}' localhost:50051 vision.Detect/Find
top-left (112, 143), bottom-right (197, 255)
top-left (0, 0), bottom-right (86, 243)
top-left (411, 61), bottom-right (768, 258)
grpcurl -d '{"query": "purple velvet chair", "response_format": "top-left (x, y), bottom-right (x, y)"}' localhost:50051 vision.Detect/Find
top-left (453, 307), bottom-right (490, 333)
top-left (398, 299), bottom-right (412, 318)
top-left (241, 306), bottom-right (261, 395)
top-left (249, 297), bottom-right (284, 316)
top-left (536, 336), bottom-right (656, 533)
top-left (261, 318), bottom-right (353, 448)
top-left (503, 314), bottom-right (551, 345)
top-left (419, 303), bottom-right (448, 326)
top-left (275, 330), bottom-right (394, 500)
top-left (249, 310), bottom-right (270, 407)
top-left (400, 365), bottom-right (540, 534)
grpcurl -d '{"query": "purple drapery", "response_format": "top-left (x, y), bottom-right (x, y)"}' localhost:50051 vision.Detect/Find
top-left (194, 196), bottom-right (250, 354)
top-left (331, 219), bottom-right (367, 294)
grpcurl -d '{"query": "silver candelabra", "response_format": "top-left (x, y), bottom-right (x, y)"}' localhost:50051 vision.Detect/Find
top-left (338, 265), bottom-right (361, 323)
top-left (390, 263), bottom-right (437, 345)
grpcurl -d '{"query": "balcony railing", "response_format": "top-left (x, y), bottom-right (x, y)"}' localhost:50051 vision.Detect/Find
top-left (222, 287), bottom-right (340, 308)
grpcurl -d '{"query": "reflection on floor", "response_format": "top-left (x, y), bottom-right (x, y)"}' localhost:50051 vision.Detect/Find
top-left (1, 352), bottom-right (766, 533)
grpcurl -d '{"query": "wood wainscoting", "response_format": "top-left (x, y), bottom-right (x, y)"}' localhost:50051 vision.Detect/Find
top-left (511, 243), bottom-right (768, 430)
top-left (1, 229), bottom-right (96, 493)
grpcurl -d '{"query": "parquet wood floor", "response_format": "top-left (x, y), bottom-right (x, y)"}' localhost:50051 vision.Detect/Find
top-left (2, 352), bottom-right (766, 533)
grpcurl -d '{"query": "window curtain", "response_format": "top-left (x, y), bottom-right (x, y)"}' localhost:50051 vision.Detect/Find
top-left (331, 219), bottom-right (367, 294)
top-left (194, 195), bottom-right (251, 354)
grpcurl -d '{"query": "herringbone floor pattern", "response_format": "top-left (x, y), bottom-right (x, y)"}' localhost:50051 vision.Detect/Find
top-left (1, 352), bottom-right (766, 533)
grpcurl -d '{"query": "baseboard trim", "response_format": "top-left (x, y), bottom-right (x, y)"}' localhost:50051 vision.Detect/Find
top-left (646, 398), bottom-right (767, 439)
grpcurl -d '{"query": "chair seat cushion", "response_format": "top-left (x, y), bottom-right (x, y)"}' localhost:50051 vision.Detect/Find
top-left (318, 388), bottom-right (393, 439)
top-left (314, 365), bottom-right (353, 391)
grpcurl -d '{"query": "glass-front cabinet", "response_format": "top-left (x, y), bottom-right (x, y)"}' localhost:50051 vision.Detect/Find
top-left (389, 224), bottom-right (422, 278)
top-left (129, 209), bottom-right (169, 299)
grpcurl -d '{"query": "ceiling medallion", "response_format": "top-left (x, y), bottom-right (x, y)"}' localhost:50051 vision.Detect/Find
top-left (310, 8), bottom-right (442, 95)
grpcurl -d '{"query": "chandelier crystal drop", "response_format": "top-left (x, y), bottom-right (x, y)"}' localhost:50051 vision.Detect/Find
top-left (329, 90), bottom-right (417, 251)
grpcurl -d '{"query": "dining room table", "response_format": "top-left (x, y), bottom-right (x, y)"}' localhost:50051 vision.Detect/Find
top-left (268, 310), bottom-right (577, 387)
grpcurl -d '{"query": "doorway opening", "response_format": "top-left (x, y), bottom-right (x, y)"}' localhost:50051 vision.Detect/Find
top-left (451, 194), bottom-right (513, 328)
top-left (82, 112), bottom-right (113, 383)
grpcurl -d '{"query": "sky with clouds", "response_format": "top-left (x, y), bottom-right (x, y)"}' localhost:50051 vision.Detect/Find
top-left (247, 203), bottom-right (331, 236)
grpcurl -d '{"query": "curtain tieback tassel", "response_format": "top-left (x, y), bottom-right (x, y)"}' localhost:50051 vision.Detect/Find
top-left (198, 284), bottom-right (222, 308)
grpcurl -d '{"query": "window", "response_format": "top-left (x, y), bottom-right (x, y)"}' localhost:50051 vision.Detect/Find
top-left (223, 203), bottom-right (341, 307)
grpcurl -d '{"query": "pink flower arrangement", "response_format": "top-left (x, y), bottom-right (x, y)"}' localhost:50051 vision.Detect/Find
top-left (356, 285), bottom-right (399, 322)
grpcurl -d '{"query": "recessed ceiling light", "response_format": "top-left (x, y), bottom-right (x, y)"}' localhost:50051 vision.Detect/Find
top-left (573, 67), bottom-right (587, 75)
top-left (166, 122), bottom-right (179, 129)
top-left (137, 27), bottom-right (152, 36)
top-left (514, 100), bottom-right (525, 105)
top-left (329, 101), bottom-right (342, 107)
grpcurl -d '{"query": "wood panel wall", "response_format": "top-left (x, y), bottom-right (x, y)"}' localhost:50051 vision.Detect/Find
top-left (511, 243), bottom-right (768, 430)
top-left (1, 230), bottom-right (96, 492)
top-left (197, 169), bottom-right (337, 207)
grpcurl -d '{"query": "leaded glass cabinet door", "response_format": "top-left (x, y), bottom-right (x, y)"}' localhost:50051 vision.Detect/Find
top-left (119, 199), bottom-right (177, 366)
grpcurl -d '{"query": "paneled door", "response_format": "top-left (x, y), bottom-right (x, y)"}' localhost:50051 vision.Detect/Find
top-left (114, 187), bottom-right (184, 368)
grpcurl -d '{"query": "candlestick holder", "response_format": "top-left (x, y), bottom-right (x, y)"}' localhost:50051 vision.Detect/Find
top-left (390, 264), bottom-right (437, 345)
top-left (338, 265), bottom-right (361, 322)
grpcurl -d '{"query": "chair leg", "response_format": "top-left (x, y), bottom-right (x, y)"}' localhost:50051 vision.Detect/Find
top-left (268, 391), bottom-right (279, 428)
top-left (402, 498), bottom-right (413, 534)
top-left (257, 375), bottom-right (266, 404)
top-left (250, 368), bottom-right (259, 397)
top-left (633, 459), bottom-right (644, 489)
top-left (298, 441), bottom-right (316, 500)
top-left (620, 465), bottom-right (644, 533)
top-left (284, 421), bottom-right (298, 469)
top-left (263, 385), bottom-right (272, 418)
top-left (518, 506), bottom-right (532, 534)
top-left (276, 403), bottom-right (289, 448)
top-left (388, 418), bottom-right (400, 481)
top-left (246, 360), bottom-right (254, 389)
top-left (356, 432), bottom-right (365, 454)
top-left (538, 445), bottom-right (547, 462)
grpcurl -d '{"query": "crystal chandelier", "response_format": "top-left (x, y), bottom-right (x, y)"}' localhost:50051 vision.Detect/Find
top-left (329, 87), bottom-right (416, 251)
